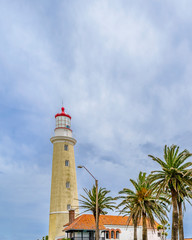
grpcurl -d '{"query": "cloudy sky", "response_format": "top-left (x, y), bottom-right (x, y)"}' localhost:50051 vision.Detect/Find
top-left (0, 0), bottom-right (192, 239)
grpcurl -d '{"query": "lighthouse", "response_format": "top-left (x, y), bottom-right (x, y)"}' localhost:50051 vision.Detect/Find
top-left (49, 107), bottom-right (79, 240)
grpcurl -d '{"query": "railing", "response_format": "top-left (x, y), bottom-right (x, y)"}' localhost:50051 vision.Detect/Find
top-left (70, 237), bottom-right (105, 240)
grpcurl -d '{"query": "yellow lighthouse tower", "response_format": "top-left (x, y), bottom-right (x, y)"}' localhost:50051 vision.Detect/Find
top-left (49, 107), bottom-right (79, 240)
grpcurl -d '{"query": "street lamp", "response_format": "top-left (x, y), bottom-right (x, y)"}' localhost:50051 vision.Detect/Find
top-left (77, 165), bottom-right (99, 240)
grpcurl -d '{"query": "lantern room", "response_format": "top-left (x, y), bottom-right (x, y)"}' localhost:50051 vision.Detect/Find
top-left (54, 107), bottom-right (72, 137)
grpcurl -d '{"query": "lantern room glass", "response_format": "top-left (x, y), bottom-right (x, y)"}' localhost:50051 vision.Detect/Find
top-left (56, 116), bottom-right (71, 128)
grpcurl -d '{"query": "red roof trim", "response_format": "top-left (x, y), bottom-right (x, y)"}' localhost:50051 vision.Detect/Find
top-left (55, 107), bottom-right (71, 119)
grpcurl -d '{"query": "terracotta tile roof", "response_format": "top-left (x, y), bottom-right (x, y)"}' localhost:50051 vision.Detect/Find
top-left (64, 214), bottom-right (159, 231)
top-left (64, 214), bottom-right (105, 231)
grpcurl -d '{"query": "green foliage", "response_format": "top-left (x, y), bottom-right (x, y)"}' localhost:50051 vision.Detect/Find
top-left (117, 172), bottom-right (169, 228)
top-left (79, 185), bottom-right (116, 219)
top-left (157, 221), bottom-right (170, 239)
top-left (38, 235), bottom-right (48, 240)
top-left (157, 225), bottom-right (163, 230)
top-left (149, 145), bottom-right (192, 199)
top-left (149, 145), bottom-right (192, 240)
top-left (117, 172), bottom-right (169, 240)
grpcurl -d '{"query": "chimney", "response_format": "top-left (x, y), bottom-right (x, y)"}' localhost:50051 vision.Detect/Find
top-left (69, 209), bottom-right (75, 224)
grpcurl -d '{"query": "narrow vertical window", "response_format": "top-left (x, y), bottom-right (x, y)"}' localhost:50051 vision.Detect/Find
top-left (65, 160), bottom-right (69, 166)
top-left (66, 182), bottom-right (70, 188)
top-left (67, 204), bottom-right (71, 210)
top-left (111, 231), bottom-right (114, 239)
top-left (106, 232), bottom-right (109, 239)
top-left (64, 144), bottom-right (68, 151)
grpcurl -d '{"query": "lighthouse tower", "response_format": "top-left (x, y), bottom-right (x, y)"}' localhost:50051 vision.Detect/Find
top-left (49, 107), bottom-right (79, 240)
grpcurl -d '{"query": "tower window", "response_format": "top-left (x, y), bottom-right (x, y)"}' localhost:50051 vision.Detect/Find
top-left (65, 160), bottom-right (69, 166)
top-left (67, 204), bottom-right (71, 210)
top-left (111, 231), bottom-right (114, 239)
top-left (66, 182), bottom-right (70, 188)
top-left (64, 144), bottom-right (68, 151)
top-left (106, 232), bottom-right (109, 239)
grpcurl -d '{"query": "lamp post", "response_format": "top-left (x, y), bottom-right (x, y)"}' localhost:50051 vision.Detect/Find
top-left (77, 166), bottom-right (99, 240)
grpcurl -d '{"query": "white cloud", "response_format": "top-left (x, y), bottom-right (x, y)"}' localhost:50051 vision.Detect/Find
top-left (0, 0), bottom-right (192, 239)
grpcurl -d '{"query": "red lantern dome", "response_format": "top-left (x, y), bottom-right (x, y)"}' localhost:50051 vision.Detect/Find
top-left (55, 107), bottom-right (71, 119)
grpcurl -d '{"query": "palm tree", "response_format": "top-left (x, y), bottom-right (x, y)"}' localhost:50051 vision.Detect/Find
top-left (148, 145), bottom-right (192, 240)
top-left (178, 197), bottom-right (184, 240)
top-left (157, 221), bottom-right (170, 240)
top-left (117, 172), bottom-right (169, 240)
top-left (79, 185), bottom-right (116, 222)
top-left (177, 185), bottom-right (192, 240)
top-left (117, 196), bottom-right (140, 240)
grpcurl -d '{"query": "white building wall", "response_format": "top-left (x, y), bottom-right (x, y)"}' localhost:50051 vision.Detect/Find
top-left (104, 225), bottom-right (161, 240)
top-left (147, 229), bottom-right (160, 240)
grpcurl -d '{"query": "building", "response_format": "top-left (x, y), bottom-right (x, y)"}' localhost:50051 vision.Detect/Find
top-left (49, 107), bottom-right (79, 240)
top-left (48, 107), bottom-right (162, 240)
top-left (63, 210), bottom-right (161, 240)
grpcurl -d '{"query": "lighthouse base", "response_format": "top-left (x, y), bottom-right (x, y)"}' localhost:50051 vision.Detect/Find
top-left (49, 212), bottom-right (68, 240)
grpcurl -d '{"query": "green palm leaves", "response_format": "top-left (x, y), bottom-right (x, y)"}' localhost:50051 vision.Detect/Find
top-left (149, 145), bottom-right (192, 197)
top-left (117, 172), bottom-right (169, 240)
top-left (78, 145), bottom-right (192, 240)
top-left (79, 185), bottom-right (116, 220)
top-left (148, 145), bottom-right (192, 240)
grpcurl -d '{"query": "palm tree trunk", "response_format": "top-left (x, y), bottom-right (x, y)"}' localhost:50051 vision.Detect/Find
top-left (133, 219), bottom-right (137, 240)
top-left (142, 212), bottom-right (148, 240)
top-left (178, 201), bottom-right (184, 240)
top-left (171, 189), bottom-right (178, 240)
